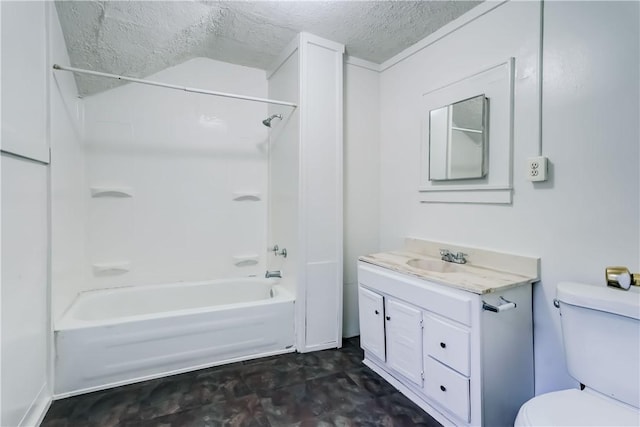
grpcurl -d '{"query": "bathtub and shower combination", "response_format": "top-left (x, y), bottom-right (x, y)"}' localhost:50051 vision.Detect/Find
top-left (54, 277), bottom-right (295, 396)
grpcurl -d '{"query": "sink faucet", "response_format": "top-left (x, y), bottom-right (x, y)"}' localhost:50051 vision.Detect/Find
top-left (440, 249), bottom-right (467, 264)
top-left (265, 270), bottom-right (282, 278)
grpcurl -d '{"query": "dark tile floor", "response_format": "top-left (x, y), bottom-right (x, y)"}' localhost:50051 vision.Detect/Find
top-left (42, 337), bottom-right (442, 427)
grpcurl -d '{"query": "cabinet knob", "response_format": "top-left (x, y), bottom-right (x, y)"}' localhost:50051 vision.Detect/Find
top-left (386, 316), bottom-right (391, 321)
top-left (440, 385), bottom-right (447, 392)
top-left (440, 342), bottom-right (446, 349)
top-left (375, 310), bottom-right (379, 315)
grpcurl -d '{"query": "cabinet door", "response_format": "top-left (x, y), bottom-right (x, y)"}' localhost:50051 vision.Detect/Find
top-left (358, 286), bottom-right (385, 361)
top-left (385, 298), bottom-right (423, 386)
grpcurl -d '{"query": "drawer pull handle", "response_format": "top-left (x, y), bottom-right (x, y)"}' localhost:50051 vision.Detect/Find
top-left (440, 385), bottom-right (446, 392)
top-left (386, 316), bottom-right (391, 321)
top-left (375, 310), bottom-right (379, 315)
top-left (440, 342), bottom-right (446, 349)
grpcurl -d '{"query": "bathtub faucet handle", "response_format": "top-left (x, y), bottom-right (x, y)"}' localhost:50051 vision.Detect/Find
top-left (265, 270), bottom-right (282, 279)
top-left (268, 244), bottom-right (288, 258)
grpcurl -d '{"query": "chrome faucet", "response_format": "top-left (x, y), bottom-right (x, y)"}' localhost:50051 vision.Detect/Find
top-left (265, 270), bottom-right (282, 279)
top-left (440, 249), bottom-right (467, 264)
top-left (269, 244), bottom-right (288, 258)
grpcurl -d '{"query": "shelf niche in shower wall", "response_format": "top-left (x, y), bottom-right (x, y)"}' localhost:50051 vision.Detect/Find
top-left (232, 255), bottom-right (260, 267)
top-left (232, 192), bottom-right (261, 202)
top-left (92, 261), bottom-right (131, 276)
top-left (90, 186), bottom-right (134, 198)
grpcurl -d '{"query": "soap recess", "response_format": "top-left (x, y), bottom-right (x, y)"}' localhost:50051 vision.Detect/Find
top-left (92, 261), bottom-right (131, 276)
top-left (233, 255), bottom-right (260, 267)
top-left (90, 186), bottom-right (134, 198)
top-left (232, 192), bottom-right (261, 202)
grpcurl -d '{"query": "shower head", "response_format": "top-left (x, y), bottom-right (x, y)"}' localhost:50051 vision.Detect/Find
top-left (262, 114), bottom-right (283, 128)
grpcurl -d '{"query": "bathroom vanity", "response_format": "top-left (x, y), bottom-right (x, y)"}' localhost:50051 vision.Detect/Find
top-left (358, 239), bottom-right (539, 427)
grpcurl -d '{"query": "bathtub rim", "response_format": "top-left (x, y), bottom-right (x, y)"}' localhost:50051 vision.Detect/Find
top-left (55, 279), bottom-right (294, 331)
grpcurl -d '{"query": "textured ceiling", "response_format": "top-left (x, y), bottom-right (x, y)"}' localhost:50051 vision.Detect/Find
top-left (55, 1), bottom-right (482, 96)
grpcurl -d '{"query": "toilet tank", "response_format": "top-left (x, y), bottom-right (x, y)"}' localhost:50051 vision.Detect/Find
top-left (557, 282), bottom-right (640, 409)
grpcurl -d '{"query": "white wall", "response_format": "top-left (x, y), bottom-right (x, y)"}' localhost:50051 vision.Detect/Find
top-left (0, 1), bottom-right (49, 163)
top-left (1, 157), bottom-right (49, 427)
top-left (50, 4), bottom-right (85, 322)
top-left (82, 58), bottom-right (268, 291)
top-left (536, 0), bottom-right (639, 391)
top-left (343, 60), bottom-right (380, 337)
top-left (1, 2), bottom-right (54, 424)
top-left (378, 0), bottom-right (639, 395)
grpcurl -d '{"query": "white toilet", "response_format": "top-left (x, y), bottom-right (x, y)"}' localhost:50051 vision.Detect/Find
top-left (515, 282), bottom-right (640, 426)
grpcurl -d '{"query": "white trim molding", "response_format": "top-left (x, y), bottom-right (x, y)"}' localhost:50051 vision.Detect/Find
top-left (419, 187), bottom-right (513, 205)
top-left (344, 56), bottom-right (381, 72)
top-left (269, 32), bottom-right (346, 353)
top-left (266, 36), bottom-right (301, 80)
top-left (419, 58), bottom-right (515, 205)
top-left (298, 32), bottom-right (345, 352)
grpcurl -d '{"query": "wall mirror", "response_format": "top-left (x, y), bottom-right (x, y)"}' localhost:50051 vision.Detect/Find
top-left (428, 94), bottom-right (488, 181)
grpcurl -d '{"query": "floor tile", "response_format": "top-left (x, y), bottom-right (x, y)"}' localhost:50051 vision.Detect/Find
top-left (356, 392), bottom-right (444, 427)
top-left (345, 367), bottom-right (397, 398)
top-left (242, 363), bottom-right (309, 393)
top-left (304, 372), bottom-right (376, 414)
top-left (45, 388), bottom-right (142, 427)
top-left (258, 383), bottom-right (319, 426)
top-left (125, 394), bottom-right (270, 427)
top-left (42, 337), bottom-right (442, 427)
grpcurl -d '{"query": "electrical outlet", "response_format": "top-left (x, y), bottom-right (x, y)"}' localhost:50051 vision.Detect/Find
top-left (527, 156), bottom-right (548, 182)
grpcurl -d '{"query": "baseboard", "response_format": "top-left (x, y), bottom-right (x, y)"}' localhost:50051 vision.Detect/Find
top-left (342, 330), bottom-right (359, 338)
top-left (17, 383), bottom-right (52, 427)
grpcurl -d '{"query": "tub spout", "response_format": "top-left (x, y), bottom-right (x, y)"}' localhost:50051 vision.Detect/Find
top-left (265, 270), bottom-right (282, 279)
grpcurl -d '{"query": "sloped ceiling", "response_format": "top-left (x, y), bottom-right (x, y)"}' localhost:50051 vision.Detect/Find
top-left (55, 1), bottom-right (482, 96)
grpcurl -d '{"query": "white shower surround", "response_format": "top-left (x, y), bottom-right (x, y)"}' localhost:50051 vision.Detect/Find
top-left (82, 57), bottom-right (270, 295)
top-left (54, 277), bottom-right (295, 397)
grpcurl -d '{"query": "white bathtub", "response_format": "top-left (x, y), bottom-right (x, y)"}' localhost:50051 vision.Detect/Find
top-left (54, 278), bottom-right (295, 397)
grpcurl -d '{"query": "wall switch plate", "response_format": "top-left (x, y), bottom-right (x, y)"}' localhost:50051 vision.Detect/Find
top-left (527, 156), bottom-right (548, 181)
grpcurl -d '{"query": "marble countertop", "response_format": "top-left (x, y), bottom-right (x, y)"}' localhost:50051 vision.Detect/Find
top-left (359, 251), bottom-right (537, 295)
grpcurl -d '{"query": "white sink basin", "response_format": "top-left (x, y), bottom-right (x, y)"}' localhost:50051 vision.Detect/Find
top-left (406, 258), bottom-right (464, 274)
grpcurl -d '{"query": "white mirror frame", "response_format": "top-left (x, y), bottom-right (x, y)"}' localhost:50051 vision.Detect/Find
top-left (420, 58), bottom-right (514, 204)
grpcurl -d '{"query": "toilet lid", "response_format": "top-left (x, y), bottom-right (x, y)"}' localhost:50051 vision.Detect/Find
top-left (517, 389), bottom-right (640, 427)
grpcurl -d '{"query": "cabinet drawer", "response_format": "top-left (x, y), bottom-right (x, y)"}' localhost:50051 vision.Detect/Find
top-left (424, 314), bottom-right (470, 376)
top-left (424, 357), bottom-right (470, 423)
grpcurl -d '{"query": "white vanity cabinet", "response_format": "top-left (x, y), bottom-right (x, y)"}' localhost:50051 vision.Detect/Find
top-left (357, 261), bottom-right (534, 427)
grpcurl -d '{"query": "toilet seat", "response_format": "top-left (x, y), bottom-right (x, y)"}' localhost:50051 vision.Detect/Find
top-left (515, 389), bottom-right (640, 427)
